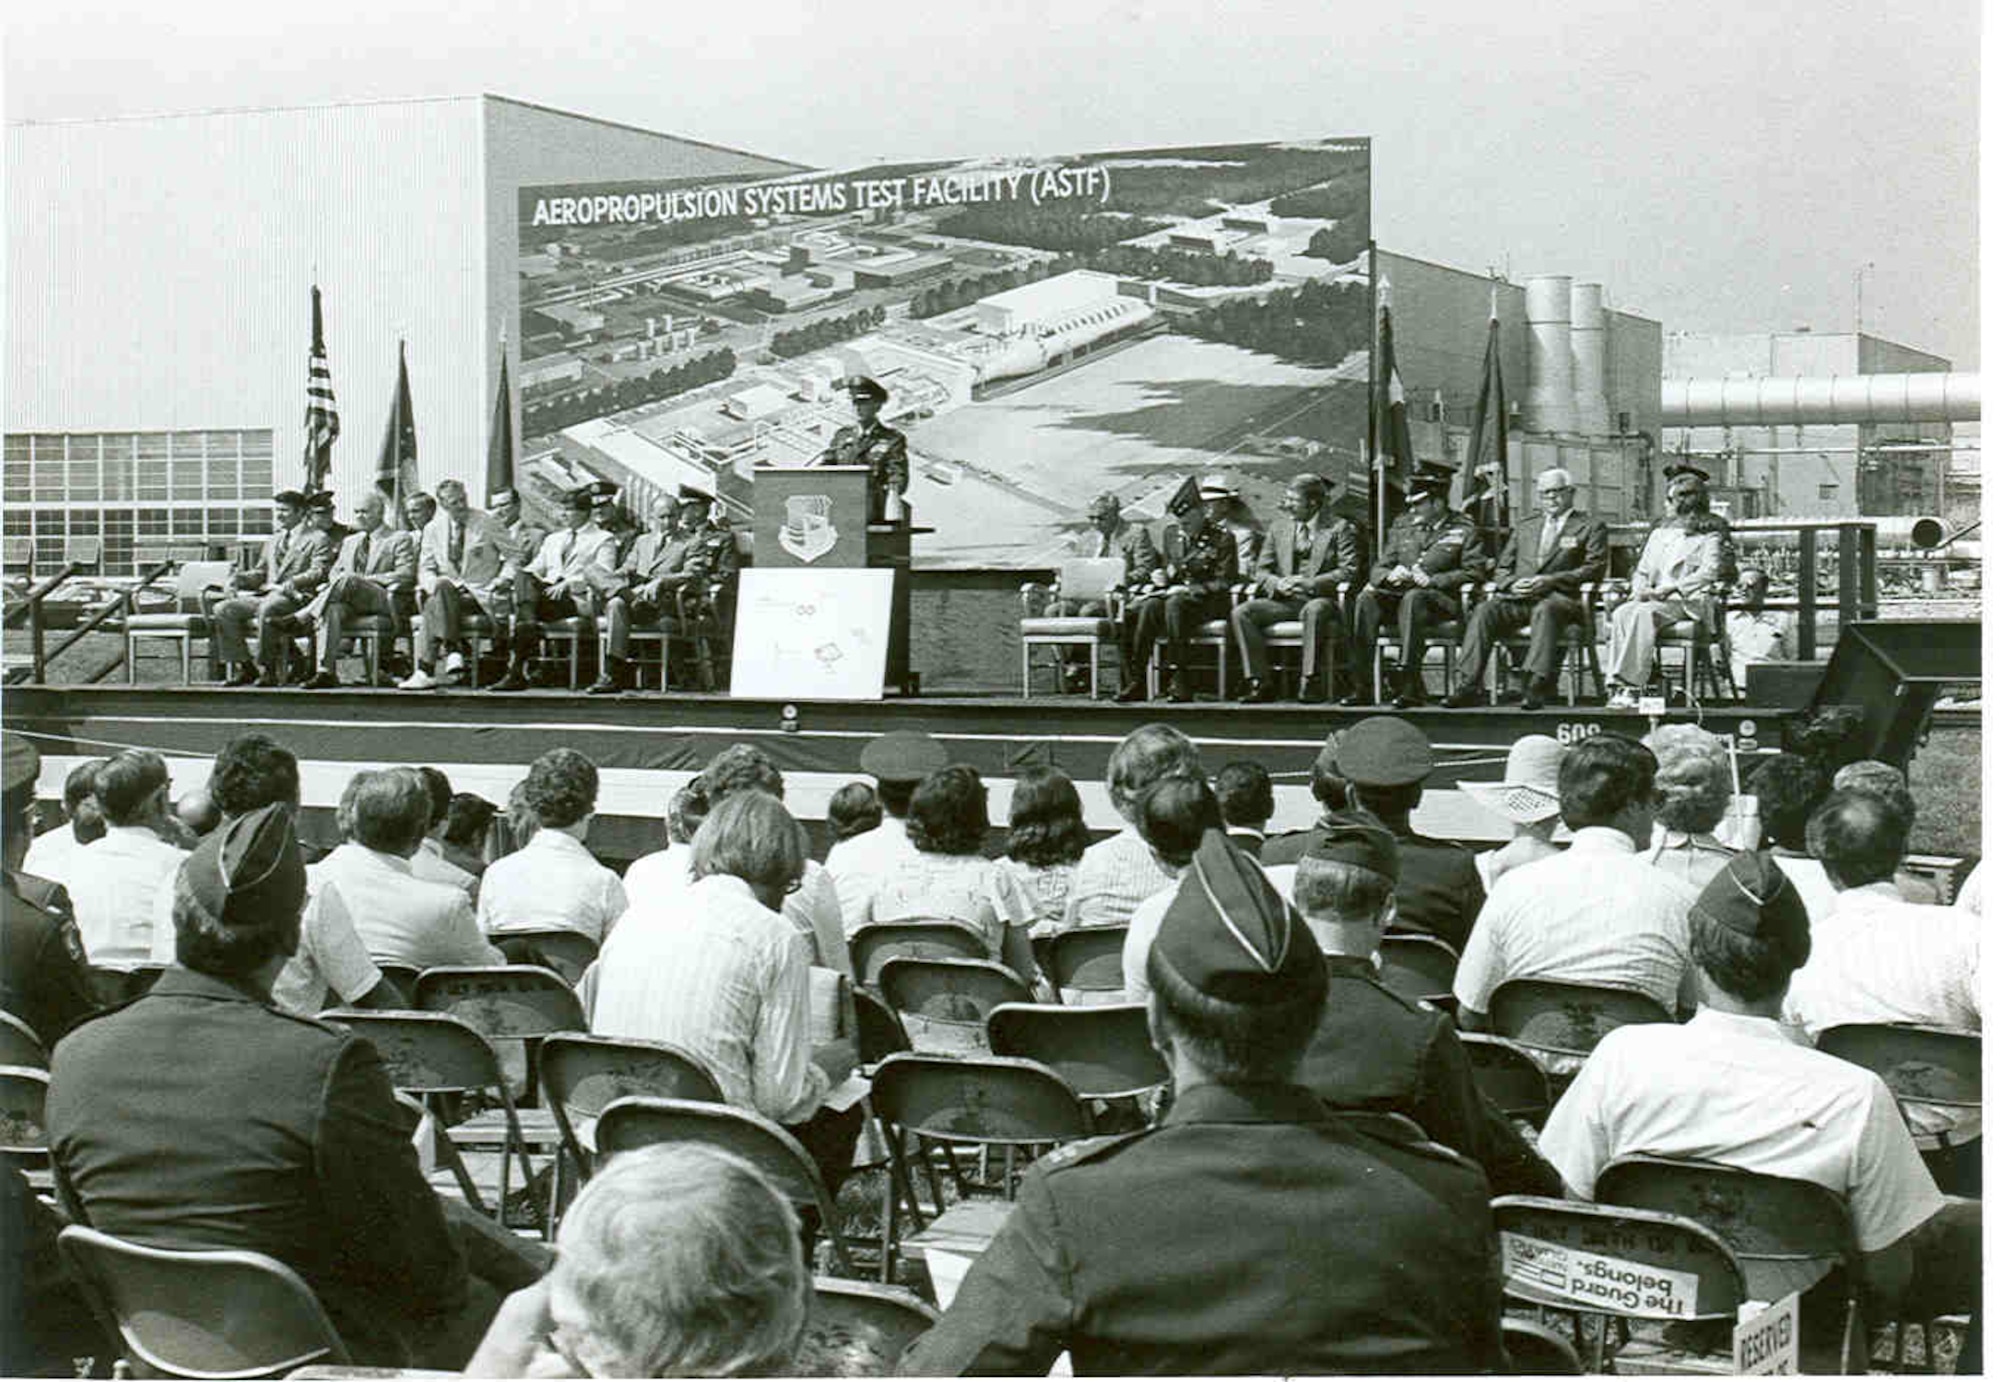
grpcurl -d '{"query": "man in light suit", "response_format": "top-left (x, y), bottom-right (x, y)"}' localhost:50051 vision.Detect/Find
top-left (1605, 463), bottom-right (1731, 709)
top-left (215, 490), bottom-right (334, 688)
top-left (1444, 467), bottom-right (1609, 710)
top-left (301, 492), bottom-right (418, 689)
top-left (400, 478), bottom-right (515, 690)
top-left (1232, 473), bottom-right (1361, 704)
top-left (490, 484), bottom-right (619, 693)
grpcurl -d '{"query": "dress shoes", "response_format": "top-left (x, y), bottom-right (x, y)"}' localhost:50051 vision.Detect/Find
top-left (301, 670), bottom-right (342, 691)
top-left (1295, 676), bottom-right (1326, 704)
top-left (1392, 676), bottom-right (1428, 710)
top-left (1238, 680), bottom-right (1278, 704)
top-left (1520, 677), bottom-right (1558, 711)
top-left (586, 673), bottom-right (626, 696)
top-left (490, 668), bottom-right (531, 693)
top-left (1336, 687), bottom-right (1372, 707)
top-left (1166, 673), bottom-right (1194, 703)
top-left (1114, 680), bottom-right (1147, 703)
top-left (1441, 686), bottom-right (1484, 709)
top-left (223, 666), bottom-right (259, 688)
top-left (253, 669), bottom-right (283, 689)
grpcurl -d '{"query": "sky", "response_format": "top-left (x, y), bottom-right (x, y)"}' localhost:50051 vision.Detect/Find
top-left (5, 0), bottom-right (1981, 367)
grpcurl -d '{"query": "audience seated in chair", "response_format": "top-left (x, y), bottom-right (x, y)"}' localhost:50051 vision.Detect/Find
top-left (478, 748), bottom-right (627, 949)
top-left (20, 757), bottom-right (109, 895)
top-left (1065, 723), bottom-right (1205, 931)
top-left (824, 730), bottom-right (948, 936)
top-left (1640, 723), bottom-right (1740, 890)
top-left (1461, 734), bottom-right (1566, 893)
top-left (997, 766), bottom-right (1089, 938)
top-left (3, 734), bottom-right (98, 1050)
top-left (68, 750), bottom-right (185, 972)
top-left (1117, 774), bottom-right (1226, 1003)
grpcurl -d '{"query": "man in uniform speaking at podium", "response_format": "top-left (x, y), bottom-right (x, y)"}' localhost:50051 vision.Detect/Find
top-left (817, 376), bottom-right (909, 523)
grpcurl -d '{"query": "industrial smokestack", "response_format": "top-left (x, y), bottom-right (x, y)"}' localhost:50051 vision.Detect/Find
top-left (1570, 283), bottom-right (1611, 436)
top-left (1524, 275), bottom-right (1576, 433)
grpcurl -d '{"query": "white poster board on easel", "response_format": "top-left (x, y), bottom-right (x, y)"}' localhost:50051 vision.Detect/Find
top-left (729, 568), bottom-right (895, 701)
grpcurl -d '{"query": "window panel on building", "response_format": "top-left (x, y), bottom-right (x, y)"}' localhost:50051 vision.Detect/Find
top-left (243, 507), bottom-right (274, 536)
top-left (206, 507), bottom-right (241, 538)
top-left (3, 436), bottom-right (28, 503)
top-left (103, 537), bottom-right (136, 577)
top-left (66, 435), bottom-right (102, 501)
top-left (137, 434), bottom-right (171, 500)
top-left (172, 510), bottom-right (205, 537)
top-left (137, 509), bottom-right (170, 539)
top-left (2, 510), bottom-right (30, 538)
top-left (170, 447), bottom-right (206, 501)
top-left (101, 436), bottom-right (136, 501)
top-left (32, 436), bottom-right (65, 501)
top-left (68, 511), bottom-right (101, 538)
top-left (33, 511), bottom-right (65, 539)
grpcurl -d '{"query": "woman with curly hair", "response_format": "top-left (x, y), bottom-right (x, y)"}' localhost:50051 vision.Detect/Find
top-left (863, 763), bottom-right (1038, 985)
top-left (477, 748), bottom-right (628, 946)
top-left (999, 766), bottom-right (1089, 937)
top-left (1641, 723), bottom-right (1739, 889)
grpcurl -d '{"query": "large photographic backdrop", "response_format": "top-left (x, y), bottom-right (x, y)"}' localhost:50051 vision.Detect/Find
top-left (517, 140), bottom-right (1370, 567)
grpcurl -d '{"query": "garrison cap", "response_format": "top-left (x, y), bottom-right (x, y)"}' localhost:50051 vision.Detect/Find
top-left (182, 801), bottom-right (307, 930)
top-left (1690, 850), bottom-right (1810, 958)
top-left (1165, 475), bottom-right (1203, 518)
top-left (1301, 819), bottom-right (1400, 881)
top-left (2, 732), bottom-right (39, 798)
top-left (1153, 830), bottom-right (1325, 1005)
top-left (273, 489), bottom-right (309, 507)
top-left (1333, 715), bottom-right (1435, 788)
top-left (845, 375), bottom-right (889, 403)
top-left (859, 730), bottom-right (948, 784)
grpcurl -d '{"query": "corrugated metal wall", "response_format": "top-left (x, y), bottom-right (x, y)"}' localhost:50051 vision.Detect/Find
top-left (6, 96), bottom-right (802, 514)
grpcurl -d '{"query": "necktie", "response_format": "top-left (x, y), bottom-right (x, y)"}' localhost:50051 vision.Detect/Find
top-left (1296, 522), bottom-right (1311, 553)
top-left (558, 530), bottom-right (575, 571)
top-left (449, 522), bottom-right (464, 568)
top-left (1544, 517), bottom-right (1560, 557)
top-left (1098, 532), bottom-right (1112, 559)
top-left (274, 530), bottom-right (289, 566)
top-left (354, 532), bottom-right (370, 572)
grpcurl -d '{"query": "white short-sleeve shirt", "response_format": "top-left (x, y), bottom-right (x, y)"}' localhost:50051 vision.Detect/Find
top-left (477, 829), bottom-right (627, 944)
top-left (1785, 883), bottom-right (1981, 1037)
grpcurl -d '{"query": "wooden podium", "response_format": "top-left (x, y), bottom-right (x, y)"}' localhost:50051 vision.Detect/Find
top-left (752, 466), bottom-right (925, 695)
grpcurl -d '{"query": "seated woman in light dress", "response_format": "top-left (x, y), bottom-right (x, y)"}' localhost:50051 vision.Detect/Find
top-left (999, 766), bottom-right (1090, 939)
top-left (863, 763), bottom-right (1039, 986)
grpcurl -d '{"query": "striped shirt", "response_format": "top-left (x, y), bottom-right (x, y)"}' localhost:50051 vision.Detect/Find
top-left (1785, 883), bottom-right (1982, 1037)
top-left (1063, 828), bottom-right (1175, 932)
top-left (1453, 827), bottom-right (1699, 1018)
top-left (591, 874), bottom-right (828, 1125)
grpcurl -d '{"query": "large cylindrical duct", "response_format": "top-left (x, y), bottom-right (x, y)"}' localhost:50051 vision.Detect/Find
top-left (1660, 373), bottom-right (1980, 427)
top-left (1523, 275), bottom-right (1576, 433)
top-left (1569, 283), bottom-right (1611, 436)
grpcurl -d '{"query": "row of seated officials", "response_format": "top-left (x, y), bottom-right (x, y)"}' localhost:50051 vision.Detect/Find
top-left (1, 710), bottom-right (1981, 1374)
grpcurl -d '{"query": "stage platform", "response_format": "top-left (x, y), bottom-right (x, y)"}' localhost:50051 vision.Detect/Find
top-left (4, 682), bottom-right (1805, 859)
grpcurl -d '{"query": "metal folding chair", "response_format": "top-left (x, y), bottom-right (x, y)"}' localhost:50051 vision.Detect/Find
top-left (537, 1031), bottom-right (725, 1178)
top-left (1816, 1022), bottom-right (1981, 1157)
top-left (0, 1010), bottom-right (47, 1068)
top-left (1501, 1316), bottom-right (1584, 1374)
top-left (319, 1009), bottom-right (537, 1230)
top-left (488, 930), bottom-right (600, 985)
top-left (877, 957), bottom-right (1034, 1054)
top-left (849, 922), bottom-right (988, 987)
top-left (798, 1277), bottom-right (940, 1377)
top-left (985, 1002), bottom-right (1167, 1103)
top-left (1018, 558), bottom-right (1126, 698)
top-left (59, 1224), bottom-right (350, 1379)
top-left (1488, 978), bottom-right (1674, 1075)
top-left (869, 1051), bottom-right (1092, 1228)
top-left (1377, 934), bottom-right (1460, 1005)
top-left (1458, 1032), bottom-right (1554, 1128)
top-left (1044, 926), bottom-right (1129, 1006)
top-left (594, 1095), bottom-right (857, 1275)
top-left (0, 1064), bottom-right (52, 1185)
top-left (1491, 1193), bottom-right (1749, 1373)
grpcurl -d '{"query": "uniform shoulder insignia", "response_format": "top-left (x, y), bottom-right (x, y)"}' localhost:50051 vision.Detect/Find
top-left (1040, 1128), bottom-right (1148, 1171)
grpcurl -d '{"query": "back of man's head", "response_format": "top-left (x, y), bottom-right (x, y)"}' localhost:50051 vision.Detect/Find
top-left (63, 759), bottom-right (105, 816)
top-left (691, 791), bottom-right (806, 895)
top-left (1293, 822), bottom-right (1400, 931)
top-left (95, 750), bottom-right (169, 828)
top-left (1807, 788), bottom-right (1908, 890)
top-left (415, 766), bottom-right (453, 832)
top-left (1558, 734), bottom-right (1657, 834)
top-left (1108, 724), bottom-right (1203, 821)
top-left (340, 768), bottom-right (432, 858)
top-left (525, 748), bottom-right (599, 830)
top-left (1137, 774), bottom-right (1223, 870)
top-left (209, 735), bottom-right (300, 818)
top-left (1215, 761), bottom-right (1274, 832)
top-left (1826, 760), bottom-right (1917, 837)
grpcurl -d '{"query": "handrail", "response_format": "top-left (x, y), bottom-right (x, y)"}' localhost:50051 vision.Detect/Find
top-left (70, 560), bottom-right (176, 684)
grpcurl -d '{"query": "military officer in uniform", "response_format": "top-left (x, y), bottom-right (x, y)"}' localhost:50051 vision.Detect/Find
top-left (1332, 716), bottom-right (1485, 952)
top-left (591, 485), bottom-right (739, 693)
top-left (899, 828), bottom-right (1505, 1375)
top-left (1293, 821), bottom-right (1562, 1198)
top-left (1444, 466), bottom-right (1609, 710)
top-left (1232, 472), bottom-right (1361, 703)
top-left (1115, 477), bottom-right (1239, 704)
top-left (818, 375), bottom-right (909, 524)
top-left (1, 734), bottom-right (96, 1048)
top-left (1346, 464), bottom-right (1489, 707)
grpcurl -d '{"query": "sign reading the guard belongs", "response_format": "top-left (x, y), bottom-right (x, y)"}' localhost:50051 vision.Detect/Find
top-left (1499, 1232), bottom-right (1700, 1319)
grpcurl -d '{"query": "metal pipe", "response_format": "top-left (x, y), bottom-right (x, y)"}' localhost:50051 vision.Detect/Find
top-left (1523, 275), bottom-right (1576, 433)
top-left (1660, 372), bottom-right (1980, 427)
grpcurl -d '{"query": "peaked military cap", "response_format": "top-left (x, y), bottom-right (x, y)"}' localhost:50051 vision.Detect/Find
top-left (1165, 475), bottom-right (1204, 518)
top-left (1333, 715), bottom-right (1435, 788)
top-left (273, 489), bottom-right (309, 507)
top-left (1302, 819), bottom-right (1401, 881)
top-left (859, 730), bottom-right (948, 784)
top-left (845, 375), bottom-right (889, 403)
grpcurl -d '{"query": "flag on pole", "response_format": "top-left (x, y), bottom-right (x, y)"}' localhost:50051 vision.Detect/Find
top-left (1373, 299), bottom-right (1415, 494)
top-left (375, 341), bottom-right (420, 528)
top-left (485, 333), bottom-right (515, 503)
top-left (302, 285), bottom-right (339, 493)
top-left (1455, 301), bottom-right (1509, 538)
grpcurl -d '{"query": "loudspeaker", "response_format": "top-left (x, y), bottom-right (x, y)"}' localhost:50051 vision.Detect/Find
top-left (1808, 621), bottom-right (1981, 768)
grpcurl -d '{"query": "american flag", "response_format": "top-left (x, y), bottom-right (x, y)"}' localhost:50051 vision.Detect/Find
top-left (303, 284), bottom-right (339, 491)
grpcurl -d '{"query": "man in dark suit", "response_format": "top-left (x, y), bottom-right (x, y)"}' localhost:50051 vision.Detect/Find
top-left (214, 490), bottom-right (334, 687)
top-left (1232, 474), bottom-right (1361, 703)
top-left (1117, 477), bottom-right (1239, 703)
top-left (301, 491), bottom-right (420, 689)
top-left (1445, 467), bottom-right (1608, 710)
top-left (900, 829), bottom-right (1504, 1375)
